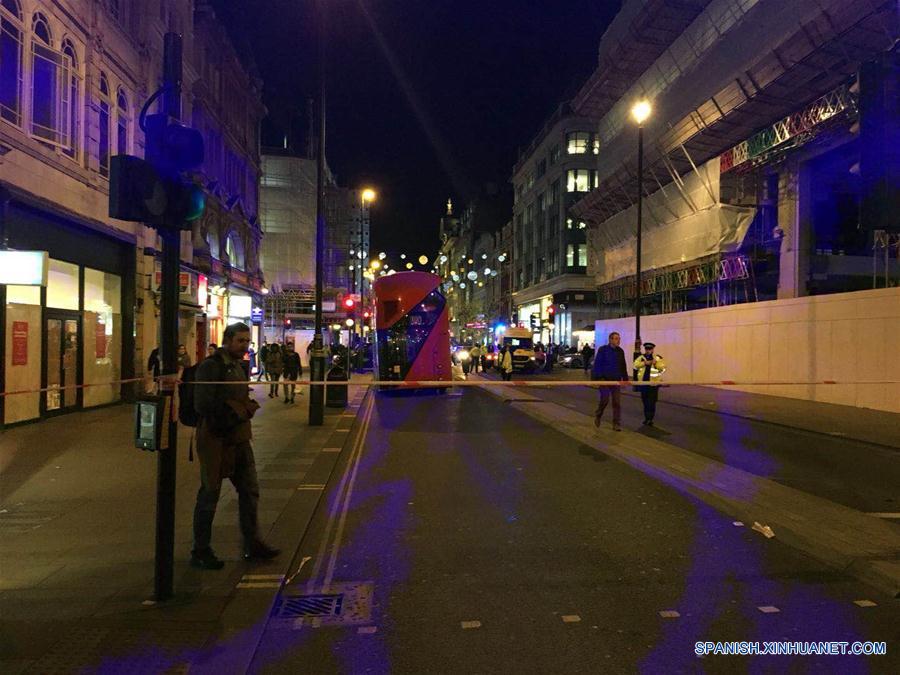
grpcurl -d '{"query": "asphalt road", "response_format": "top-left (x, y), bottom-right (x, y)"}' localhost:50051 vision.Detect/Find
top-left (483, 370), bottom-right (900, 516)
top-left (250, 388), bottom-right (899, 674)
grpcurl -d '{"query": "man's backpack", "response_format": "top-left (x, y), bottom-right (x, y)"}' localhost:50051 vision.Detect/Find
top-left (178, 364), bottom-right (201, 427)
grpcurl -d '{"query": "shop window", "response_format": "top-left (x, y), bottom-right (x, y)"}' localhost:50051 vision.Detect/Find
top-left (566, 131), bottom-right (590, 154)
top-left (98, 74), bottom-right (110, 177)
top-left (83, 268), bottom-right (122, 407)
top-left (46, 259), bottom-right (79, 309)
top-left (30, 13), bottom-right (72, 148)
top-left (0, 0), bottom-right (23, 126)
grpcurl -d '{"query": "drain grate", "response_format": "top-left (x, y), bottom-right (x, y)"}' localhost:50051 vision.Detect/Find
top-left (273, 593), bottom-right (344, 618)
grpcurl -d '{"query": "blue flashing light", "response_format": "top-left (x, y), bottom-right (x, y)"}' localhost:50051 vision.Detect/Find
top-left (495, 324), bottom-right (506, 334)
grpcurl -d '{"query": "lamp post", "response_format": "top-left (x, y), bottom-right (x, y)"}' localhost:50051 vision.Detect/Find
top-left (631, 99), bottom-right (651, 350)
top-left (310, 0), bottom-right (328, 426)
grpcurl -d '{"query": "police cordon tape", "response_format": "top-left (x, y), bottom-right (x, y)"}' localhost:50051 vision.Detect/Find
top-left (3, 376), bottom-right (897, 397)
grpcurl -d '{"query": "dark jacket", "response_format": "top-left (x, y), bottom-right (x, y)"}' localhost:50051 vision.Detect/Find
top-left (283, 351), bottom-right (302, 376)
top-left (591, 344), bottom-right (628, 380)
top-left (194, 349), bottom-right (260, 484)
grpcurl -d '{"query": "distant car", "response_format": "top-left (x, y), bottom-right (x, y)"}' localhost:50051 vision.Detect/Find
top-left (560, 353), bottom-right (585, 369)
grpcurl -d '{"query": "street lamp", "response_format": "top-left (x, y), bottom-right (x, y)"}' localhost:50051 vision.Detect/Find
top-left (630, 99), bottom-right (651, 349)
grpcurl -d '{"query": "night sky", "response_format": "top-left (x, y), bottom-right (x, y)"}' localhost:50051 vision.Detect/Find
top-left (213, 0), bottom-right (620, 254)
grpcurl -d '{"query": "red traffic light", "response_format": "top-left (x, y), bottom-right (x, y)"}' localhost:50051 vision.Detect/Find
top-left (343, 297), bottom-right (355, 309)
top-left (363, 311), bottom-right (371, 319)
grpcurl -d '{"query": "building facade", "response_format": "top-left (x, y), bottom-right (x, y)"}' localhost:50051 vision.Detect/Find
top-left (570, 0), bottom-right (899, 329)
top-left (0, 0), bottom-right (264, 426)
top-left (510, 103), bottom-right (600, 347)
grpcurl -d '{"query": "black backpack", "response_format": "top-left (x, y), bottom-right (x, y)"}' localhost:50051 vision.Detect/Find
top-left (178, 364), bottom-right (201, 427)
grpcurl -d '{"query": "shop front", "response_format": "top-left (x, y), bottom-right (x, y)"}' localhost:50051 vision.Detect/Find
top-left (1, 194), bottom-right (135, 426)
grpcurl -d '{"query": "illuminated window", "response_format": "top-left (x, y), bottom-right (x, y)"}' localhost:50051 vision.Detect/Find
top-left (566, 131), bottom-right (591, 154)
top-left (30, 13), bottom-right (72, 148)
top-left (0, 0), bottom-right (23, 126)
top-left (592, 137), bottom-right (600, 155)
top-left (567, 169), bottom-right (590, 193)
top-left (98, 73), bottom-right (110, 177)
top-left (578, 244), bottom-right (587, 267)
top-left (226, 232), bottom-right (245, 270)
top-left (566, 244), bottom-right (574, 267)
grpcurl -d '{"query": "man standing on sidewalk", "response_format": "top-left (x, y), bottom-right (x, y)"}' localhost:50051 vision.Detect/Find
top-left (191, 322), bottom-right (280, 569)
top-left (591, 332), bottom-right (628, 431)
top-left (634, 342), bottom-right (666, 426)
top-left (282, 341), bottom-right (303, 404)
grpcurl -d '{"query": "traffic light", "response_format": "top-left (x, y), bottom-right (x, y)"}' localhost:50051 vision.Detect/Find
top-left (108, 113), bottom-right (205, 229)
top-left (547, 305), bottom-right (556, 324)
top-left (343, 297), bottom-right (356, 310)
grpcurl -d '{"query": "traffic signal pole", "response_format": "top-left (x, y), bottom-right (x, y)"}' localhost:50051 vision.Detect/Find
top-left (154, 32), bottom-right (183, 601)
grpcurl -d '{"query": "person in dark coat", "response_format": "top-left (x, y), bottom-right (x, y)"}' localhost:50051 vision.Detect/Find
top-left (581, 342), bottom-right (594, 373)
top-left (281, 341), bottom-right (303, 403)
top-left (256, 342), bottom-right (268, 382)
top-left (591, 332), bottom-right (629, 431)
top-left (191, 322), bottom-right (279, 569)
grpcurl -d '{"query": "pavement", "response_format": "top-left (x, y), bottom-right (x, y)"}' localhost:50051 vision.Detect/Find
top-left (249, 386), bottom-right (899, 673)
top-left (1, 372), bottom-right (898, 673)
top-left (0, 376), bottom-right (370, 674)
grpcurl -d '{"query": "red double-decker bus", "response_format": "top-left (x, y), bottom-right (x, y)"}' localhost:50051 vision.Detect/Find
top-left (372, 272), bottom-right (451, 386)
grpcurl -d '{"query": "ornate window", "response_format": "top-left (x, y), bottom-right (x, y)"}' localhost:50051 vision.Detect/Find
top-left (61, 39), bottom-right (78, 159)
top-left (30, 13), bottom-right (72, 147)
top-left (116, 87), bottom-right (128, 154)
top-left (225, 232), bottom-right (244, 271)
top-left (98, 73), bottom-right (110, 176)
top-left (0, 0), bottom-right (23, 125)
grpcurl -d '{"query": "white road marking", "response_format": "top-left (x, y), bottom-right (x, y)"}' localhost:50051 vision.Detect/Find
top-left (659, 610), bottom-right (680, 618)
top-left (866, 512), bottom-right (900, 519)
top-left (561, 615), bottom-right (581, 623)
top-left (297, 484), bottom-right (326, 491)
top-left (758, 606), bottom-right (780, 614)
top-left (853, 600), bottom-right (877, 607)
top-left (305, 395), bottom-right (375, 594)
top-left (461, 621), bottom-right (482, 629)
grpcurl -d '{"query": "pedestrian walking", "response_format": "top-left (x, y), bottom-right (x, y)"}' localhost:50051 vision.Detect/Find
top-left (147, 347), bottom-right (161, 393)
top-left (177, 344), bottom-right (192, 370)
top-left (500, 345), bottom-right (513, 381)
top-left (265, 343), bottom-right (284, 398)
top-left (282, 341), bottom-right (303, 403)
top-left (470, 345), bottom-right (481, 373)
top-left (256, 342), bottom-right (268, 382)
top-left (581, 342), bottom-right (594, 374)
top-left (591, 332), bottom-right (629, 431)
top-left (191, 322), bottom-right (279, 569)
top-left (248, 342), bottom-right (257, 375)
top-left (633, 342), bottom-right (666, 426)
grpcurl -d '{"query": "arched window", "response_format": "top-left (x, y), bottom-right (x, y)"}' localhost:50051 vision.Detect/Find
top-left (62, 39), bottom-right (79, 159)
top-left (98, 73), bottom-right (110, 176)
top-left (31, 13), bottom-right (72, 147)
top-left (116, 87), bottom-right (128, 154)
top-left (0, 0), bottom-right (23, 125)
top-left (225, 232), bottom-right (244, 271)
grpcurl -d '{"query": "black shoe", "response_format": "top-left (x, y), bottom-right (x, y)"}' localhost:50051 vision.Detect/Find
top-left (243, 540), bottom-right (281, 561)
top-left (646, 420), bottom-right (654, 427)
top-left (268, 393), bottom-right (274, 398)
top-left (190, 548), bottom-right (225, 570)
top-left (283, 397), bottom-right (289, 404)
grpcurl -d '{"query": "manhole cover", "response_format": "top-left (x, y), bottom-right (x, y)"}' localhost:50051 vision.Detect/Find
top-left (272, 594), bottom-right (343, 618)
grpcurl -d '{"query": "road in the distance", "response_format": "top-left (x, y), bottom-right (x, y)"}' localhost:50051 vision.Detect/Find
top-left (251, 388), bottom-right (898, 674)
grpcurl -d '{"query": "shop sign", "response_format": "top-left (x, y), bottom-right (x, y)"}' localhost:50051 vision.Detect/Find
top-left (229, 295), bottom-right (252, 317)
top-left (95, 319), bottom-right (107, 359)
top-left (153, 265), bottom-right (191, 295)
top-left (11, 321), bottom-right (28, 365)
top-left (0, 251), bottom-right (48, 286)
top-left (198, 274), bottom-right (208, 308)
top-left (251, 306), bottom-right (263, 322)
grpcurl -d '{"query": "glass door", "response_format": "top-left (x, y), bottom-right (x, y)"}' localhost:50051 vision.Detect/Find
top-left (44, 314), bottom-right (80, 414)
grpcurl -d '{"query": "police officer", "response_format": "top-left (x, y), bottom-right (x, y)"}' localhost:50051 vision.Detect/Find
top-left (633, 342), bottom-right (666, 426)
